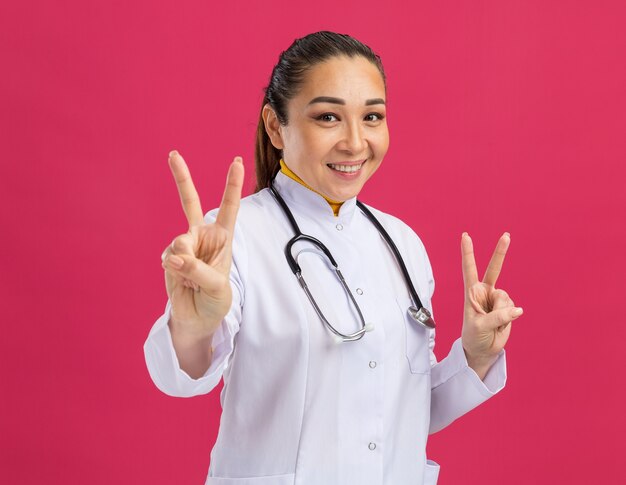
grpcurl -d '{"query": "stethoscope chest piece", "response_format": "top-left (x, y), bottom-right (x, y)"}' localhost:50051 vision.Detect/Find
top-left (408, 306), bottom-right (436, 329)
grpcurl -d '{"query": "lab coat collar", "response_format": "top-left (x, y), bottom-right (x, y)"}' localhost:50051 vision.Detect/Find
top-left (271, 171), bottom-right (358, 225)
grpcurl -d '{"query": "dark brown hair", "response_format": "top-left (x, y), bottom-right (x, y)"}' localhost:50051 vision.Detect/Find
top-left (254, 31), bottom-right (387, 192)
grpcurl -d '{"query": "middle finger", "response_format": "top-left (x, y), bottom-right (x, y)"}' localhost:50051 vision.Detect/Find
top-left (482, 232), bottom-right (510, 287)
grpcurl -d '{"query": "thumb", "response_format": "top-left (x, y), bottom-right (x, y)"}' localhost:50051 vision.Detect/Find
top-left (484, 306), bottom-right (524, 330)
top-left (169, 253), bottom-right (227, 295)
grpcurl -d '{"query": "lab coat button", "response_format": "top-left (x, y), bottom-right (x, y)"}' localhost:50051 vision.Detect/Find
top-left (368, 442), bottom-right (377, 450)
top-left (369, 361), bottom-right (377, 369)
top-left (356, 288), bottom-right (363, 295)
top-left (336, 223), bottom-right (343, 231)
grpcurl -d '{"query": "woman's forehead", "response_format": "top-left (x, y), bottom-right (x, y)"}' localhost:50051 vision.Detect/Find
top-left (296, 56), bottom-right (386, 104)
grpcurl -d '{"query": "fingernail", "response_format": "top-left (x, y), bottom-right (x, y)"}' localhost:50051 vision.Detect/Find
top-left (462, 232), bottom-right (468, 238)
top-left (169, 150), bottom-right (178, 160)
top-left (512, 307), bottom-right (523, 317)
top-left (234, 156), bottom-right (243, 163)
top-left (169, 255), bottom-right (184, 269)
top-left (504, 232), bottom-right (510, 238)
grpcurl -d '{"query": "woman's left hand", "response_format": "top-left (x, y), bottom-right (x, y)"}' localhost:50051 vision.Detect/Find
top-left (460, 232), bottom-right (523, 380)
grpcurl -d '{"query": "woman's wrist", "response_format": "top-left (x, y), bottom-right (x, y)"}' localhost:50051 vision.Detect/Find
top-left (169, 317), bottom-right (218, 347)
top-left (463, 347), bottom-right (499, 381)
top-left (168, 317), bottom-right (217, 378)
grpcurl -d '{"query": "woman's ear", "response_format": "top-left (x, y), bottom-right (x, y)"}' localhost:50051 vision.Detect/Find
top-left (262, 104), bottom-right (285, 150)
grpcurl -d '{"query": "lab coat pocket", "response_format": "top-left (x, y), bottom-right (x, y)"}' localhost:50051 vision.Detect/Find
top-left (206, 473), bottom-right (294, 484)
top-left (396, 296), bottom-right (432, 375)
top-left (424, 459), bottom-right (440, 484)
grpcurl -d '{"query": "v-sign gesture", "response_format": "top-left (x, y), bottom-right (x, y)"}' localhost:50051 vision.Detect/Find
top-left (161, 151), bottom-right (244, 343)
top-left (460, 232), bottom-right (524, 379)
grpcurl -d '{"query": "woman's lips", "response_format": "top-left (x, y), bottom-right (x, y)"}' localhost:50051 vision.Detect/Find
top-left (327, 159), bottom-right (366, 176)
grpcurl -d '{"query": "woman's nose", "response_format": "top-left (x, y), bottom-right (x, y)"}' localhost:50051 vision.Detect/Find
top-left (339, 121), bottom-right (367, 153)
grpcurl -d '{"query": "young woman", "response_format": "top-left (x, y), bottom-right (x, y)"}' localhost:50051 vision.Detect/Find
top-left (145, 31), bottom-right (522, 485)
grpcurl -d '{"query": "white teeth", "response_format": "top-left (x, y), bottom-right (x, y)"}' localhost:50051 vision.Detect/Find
top-left (327, 163), bottom-right (364, 173)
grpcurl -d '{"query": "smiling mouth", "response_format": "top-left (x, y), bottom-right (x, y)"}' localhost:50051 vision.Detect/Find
top-left (326, 161), bottom-right (366, 173)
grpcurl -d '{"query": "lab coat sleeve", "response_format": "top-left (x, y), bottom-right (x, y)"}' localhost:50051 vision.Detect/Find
top-left (143, 209), bottom-right (246, 398)
top-left (429, 339), bottom-right (507, 434)
top-left (143, 290), bottom-right (241, 397)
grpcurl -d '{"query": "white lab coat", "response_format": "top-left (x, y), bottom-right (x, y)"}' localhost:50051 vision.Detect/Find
top-left (144, 171), bottom-right (507, 485)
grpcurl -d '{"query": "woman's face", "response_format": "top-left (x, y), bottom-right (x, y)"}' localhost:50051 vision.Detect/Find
top-left (266, 55), bottom-right (389, 201)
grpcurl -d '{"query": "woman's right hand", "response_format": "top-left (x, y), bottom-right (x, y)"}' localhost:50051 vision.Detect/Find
top-left (160, 150), bottom-right (244, 342)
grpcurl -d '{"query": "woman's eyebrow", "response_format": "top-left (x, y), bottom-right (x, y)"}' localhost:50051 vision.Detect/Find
top-left (307, 96), bottom-right (386, 106)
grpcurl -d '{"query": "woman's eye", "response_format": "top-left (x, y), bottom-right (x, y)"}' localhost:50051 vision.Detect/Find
top-left (365, 113), bottom-right (385, 122)
top-left (317, 113), bottom-right (338, 122)
top-left (315, 113), bottom-right (385, 123)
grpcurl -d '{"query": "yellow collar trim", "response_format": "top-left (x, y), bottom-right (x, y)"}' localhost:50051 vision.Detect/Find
top-left (279, 159), bottom-right (344, 217)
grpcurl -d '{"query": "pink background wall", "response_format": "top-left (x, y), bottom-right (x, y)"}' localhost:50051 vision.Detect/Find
top-left (2, 1), bottom-right (624, 483)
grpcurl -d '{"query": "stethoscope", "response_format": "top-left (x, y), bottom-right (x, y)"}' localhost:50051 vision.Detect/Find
top-left (269, 179), bottom-right (435, 344)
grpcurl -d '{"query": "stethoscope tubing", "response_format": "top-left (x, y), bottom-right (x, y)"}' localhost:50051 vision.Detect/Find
top-left (269, 178), bottom-right (435, 341)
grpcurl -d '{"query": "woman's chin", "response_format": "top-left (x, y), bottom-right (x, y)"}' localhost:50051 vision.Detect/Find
top-left (326, 186), bottom-right (361, 202)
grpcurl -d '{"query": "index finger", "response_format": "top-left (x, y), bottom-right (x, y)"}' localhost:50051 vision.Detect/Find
top-left (168, 150), bottom-right (205, 227)
top-left (482, 232), bottom-right (511, 287)
top-left (461, 232), bottom-right (479, 291)
top-left (215, 156), bottom-right (244, 233)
